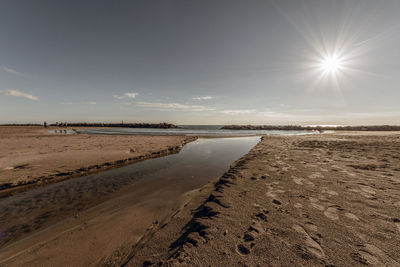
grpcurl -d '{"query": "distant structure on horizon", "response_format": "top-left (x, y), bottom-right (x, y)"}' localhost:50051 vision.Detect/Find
top-left (49, 122), bottom-right (179, 129)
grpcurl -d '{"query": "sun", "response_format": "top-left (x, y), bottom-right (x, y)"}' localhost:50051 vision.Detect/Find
top-left (306, 50), bottom-right (351, 90)
top-left (318, 54), bottom-right (344, 75)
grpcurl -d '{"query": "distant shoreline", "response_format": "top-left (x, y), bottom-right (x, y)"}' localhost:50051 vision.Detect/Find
top-left (3, 123), bottom-right (400, 131)
top-left (222, 125), bottom-right (400, 131)
top-left (0, 122), bottom-right (179, 129)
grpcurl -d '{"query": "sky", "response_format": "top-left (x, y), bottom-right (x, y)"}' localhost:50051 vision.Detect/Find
top-left (1, 0), bottom-right (400, 125)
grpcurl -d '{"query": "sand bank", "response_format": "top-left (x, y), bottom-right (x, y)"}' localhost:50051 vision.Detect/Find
top-left (0, 126), bottom-right (195, 196)
top-left (122, 133), bottom-right (400, 266)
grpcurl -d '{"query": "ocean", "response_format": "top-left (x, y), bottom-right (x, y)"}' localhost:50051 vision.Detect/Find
top-left (75, 125), bottom-right (318, 136)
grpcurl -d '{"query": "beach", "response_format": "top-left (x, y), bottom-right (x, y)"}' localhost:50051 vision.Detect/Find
top-left (1, 130), bottom-right (400, 266)
top-left (3, 0), bottom-right (400, 265)
top-left (122, 132), bottom-right (400, 266)
top-left (0, 126), bottom-right (195, 195)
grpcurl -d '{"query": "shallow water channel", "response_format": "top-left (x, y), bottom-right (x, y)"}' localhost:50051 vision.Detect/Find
top-left (0, 137), bottom-right (259, 262)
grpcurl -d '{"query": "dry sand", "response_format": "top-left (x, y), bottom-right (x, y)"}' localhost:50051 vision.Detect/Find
top-left (121, 133), bottom-right (400, 266)
top-left (0, 126), bottom-right (194, 195)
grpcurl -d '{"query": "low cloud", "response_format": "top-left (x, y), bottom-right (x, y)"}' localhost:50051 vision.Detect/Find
top-left (136, 101), bottom-right (214, 111)
top-left (0, 66), bottom-right (20, 75)
top-left (1, 89), bottom-right (39, 101)
top-left (114, 92), bottom-right (138, 99)
top-left (192, 96), bottom-right (213, 100)
top-left (60, 101), bottom-right (96, 105)
top-left (220, 109), bottom-right (256, 115)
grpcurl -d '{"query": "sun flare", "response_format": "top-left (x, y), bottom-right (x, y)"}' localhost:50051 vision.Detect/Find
top-left (319, 54), bottom-right (344, 75)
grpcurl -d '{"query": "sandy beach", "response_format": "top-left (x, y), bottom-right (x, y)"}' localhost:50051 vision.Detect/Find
top-left (121, 132), bottom-right (400, 266)
top-left (3, 1), bottom-right (400, 265)
top-left (1, 131), bottom-right (400, 266)
top-left (0, 126), bottom-right (195, 195)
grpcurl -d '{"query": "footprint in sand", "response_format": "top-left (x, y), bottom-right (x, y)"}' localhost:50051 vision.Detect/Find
top-left (266, 184), bottom-right (285, 199)
top-left (304, 222), bottom-right (318, 232)
top-left (309, 197), bottom-right (325, 211)
top-left (292, 176), bottom-right (303, 185)
top-left (317, 194), bottom-right (329, 202)
top-left (344, 171), bottom-right (356, 177)
top-left (353, 244), bottom-right (400, 266)
top-left (360, 192), bottom-right (374, 199)
top-left (252, 206), bottom-right (269, 222)
top-left (236, 244), bottom-right (251, 255)
top-left (345, 213), bottom-right (359, 221)
top-left (311, 203), bottom-right (325, 211)
top-left (321, 188), bottom-right (338, 196)
top-left (252, 203), bottom-right (263, 209)
top-left (293, 224), bottom-right (325, 259)
top-left (272, 199), bottom-right (282, 205)
top-left (308, 173), bottom-right (324, 179)
top-left (347, 188), bottom-right (361, 193)
top-left (359, 185), bottom-right (376, 195)
top-left (395, 220), bottom-right (400, 233)
top-left (294, 203), bottom-right (303, 209)
top-left (248, 221), bottom-right (264, 235)
top-left (237, 221), bottom-right (265, 255)
top-left (306, 164), bottom-right (318, 168)
top-left (326, 190), bottom-right (338, 196)
top-left (281, 166), bottom-right (289, 172)
top-left (304, 180), bottom-right (315, 187)
top-left (324, 207), bottom-right (339, 220)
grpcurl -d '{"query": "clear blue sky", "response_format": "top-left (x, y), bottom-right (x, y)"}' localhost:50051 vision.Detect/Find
top-left (1, 0), bottom-right (400, 125)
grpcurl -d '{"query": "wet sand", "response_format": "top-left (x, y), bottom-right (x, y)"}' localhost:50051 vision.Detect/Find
top-left (122, 133), bottom-right (400, 266)
top-left (0, 126), bottom-right (194, 195)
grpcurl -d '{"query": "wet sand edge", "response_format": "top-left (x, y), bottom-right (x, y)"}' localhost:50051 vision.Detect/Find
top-left (0, 136), bottom-right (197, 198)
